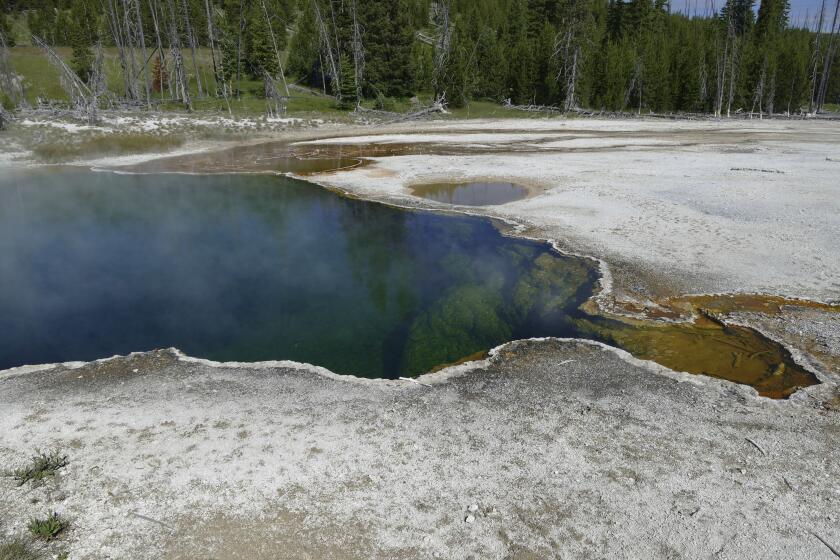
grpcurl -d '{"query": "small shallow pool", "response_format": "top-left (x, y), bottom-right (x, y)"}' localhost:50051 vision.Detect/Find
top-left (411, 181), bottom-right (530, 206)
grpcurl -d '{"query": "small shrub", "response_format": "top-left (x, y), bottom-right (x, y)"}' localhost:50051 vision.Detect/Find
top-left (373, 93), bottom-right (397, 112)
top-left (0, 537), bottom-right (40, 560)
top-left (27, 513), bottom-right (68, 542)
top-left (11, 450), bottom-right (68, 487)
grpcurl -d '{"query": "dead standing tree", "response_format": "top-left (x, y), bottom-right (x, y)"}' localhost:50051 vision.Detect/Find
top-left (816, 0), bottom-right (840, 111)
top-left (350, 0), bottom-right (365, 101)
top-left (204, 0), bottom-right (221, 95)
top-left (555, 29), bottom-right (581, 112)
top-left (131, 0), bottom-right (153, 107)
top-left (261, 0), bottom-right (290, 98)
top-left (808, 0), bottom-right (827, 112)
top-left (165, 0), bottom-right (193, 110)
top-left (179, 0), bottom-right (204, 97)
top-left (431, 0), bottom-right (452, 103)
top-left (311, 0), bottom-right (339, 96)
top-left (32, 34), bottom-right (100, 123)
top-left (103, 0), bottom-right (141, 102)
top-left (554, 1), bottom-right (590, 113)
top-left (149, 0), bottom-right (175, 99)
top-left (263, 72), bottom-right (286, 117)
top-left (714, 8), bottom-right (742, 118)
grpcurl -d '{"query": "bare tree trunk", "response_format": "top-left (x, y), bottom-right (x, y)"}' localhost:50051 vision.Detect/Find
top-left (726, 37), bottom-right (740, 117)
top-left (261, 0), bottom-right (290, 97)
top-left (90, 42), bottom-right (109, 111)
top-left (350, 0), bottom-right (365, 101)
top-left (554, 18), bottom-right (583, 112)
top-left (180, 0), bottom-right (204, 97)
top-left (766, 70), bottom-right (776, 116)
top-left (751, 61), bottom-right (767, 118)
top-left (431, 0), bottom-right (451, 101)
top-left (204, 0), bottom-right (220, 95)
top-left (624, 58), bottom-right (643, 113)
top-left (236, 0), bottom-right (245, 98)
top-left (104, 0), bottom-right (138, 100)
top-left (817, 0), bottom-right (840, 110)
top-left (809, 0), bottom-right (827, 112)
top-left (133, 0), bottom-right (152, 107)
top-left (310, 0), bottom-right (339, 95)
top-left (121, 0), bottom-right (141, 101)
top-left (33, 34), bottom-right (98, 122)
top-left (318, 51), bottom-right (327, 95)
top-left (714, 17), bottom-right (732, 117)
top-left (148, 0), bottom-right (173, 99)
top-left (166, 0), bottom-right (192, 110)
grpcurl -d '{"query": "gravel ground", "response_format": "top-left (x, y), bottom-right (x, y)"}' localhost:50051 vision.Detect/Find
top-left (1, 341), bottom-right (839, 559)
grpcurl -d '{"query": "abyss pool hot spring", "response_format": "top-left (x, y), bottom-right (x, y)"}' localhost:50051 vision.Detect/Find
top-left (0, 169), bottom-right (817, 398)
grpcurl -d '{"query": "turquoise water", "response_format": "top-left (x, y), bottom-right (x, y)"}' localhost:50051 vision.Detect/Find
top-left (0, 169), bottom-right (598, 377)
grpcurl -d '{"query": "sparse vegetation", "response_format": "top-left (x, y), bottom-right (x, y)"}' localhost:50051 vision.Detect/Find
top-left (10, 450), bottom-right (68, 487)
top-left (0, 538), bottom-right (40, 560)
top-left (27, 513), bottom-right (68, 542)
top-left (31, 133), bottom-right (185, 163)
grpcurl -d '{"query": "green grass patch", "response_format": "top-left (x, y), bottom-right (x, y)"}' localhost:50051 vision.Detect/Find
top-left (27, 514), bottom-right (68, 542)
top-left (446, 100), bottom-right (558, 119)
top-left (7, 45), bottom-right (543, 121)
top-left (32, 133), bottom-right (185, 163)
top-left (10, 450), bottom-right (68, 487)
top-left (0, 538), bottom-right (40, 560)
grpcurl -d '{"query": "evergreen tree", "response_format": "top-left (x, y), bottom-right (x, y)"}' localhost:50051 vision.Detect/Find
top-left (361, 0), bottom-right (415, 97)
top-left (337, 53), bottom-right (358, 108)
top-left (720, 0), bottom-right (756, 36)
top-left (246, 2), bottom-right (279, 79)
top-left (68, 0), bottom-right (96, 83)
top-left (507, 0), bottom-right (536, 103)
top-left (6, 0), bottom-right (834, 115)
top-left (287, 0), bottom-right (322, 87)
top-left (218, 0), bottom-right (243, 86)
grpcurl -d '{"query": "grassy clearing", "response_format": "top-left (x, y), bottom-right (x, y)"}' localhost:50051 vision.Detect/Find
top-left (7, 46), bottom-right (351, 119)
top-left (10, 450), bottom-right (68, 487)
top-left (447, 100), bottom-right (560, 120)
top-left (6, 46), bottom-right (538, 120)
top-left (0, 538), bottom-right (40, 560)
top-left (31, 133), bottom-right (185, 163)
top-left (27, 514), bottom-right (68, 542)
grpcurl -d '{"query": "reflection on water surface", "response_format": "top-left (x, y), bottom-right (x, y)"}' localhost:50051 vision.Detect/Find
top-left (411, 182), bottom-right (530, 206)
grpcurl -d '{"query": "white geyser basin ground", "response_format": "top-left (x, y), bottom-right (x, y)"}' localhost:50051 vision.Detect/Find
top-left (300, 118), bottom-right (840, 303)
top-left (1, 117), bottom-right (839, 560)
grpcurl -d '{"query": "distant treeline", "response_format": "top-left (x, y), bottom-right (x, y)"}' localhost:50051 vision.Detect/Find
top-left (1, 0), bottom-right (839, 114)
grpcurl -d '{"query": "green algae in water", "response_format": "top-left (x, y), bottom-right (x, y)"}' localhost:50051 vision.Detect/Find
top-left (0, 169), bottom-right (821, 397)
